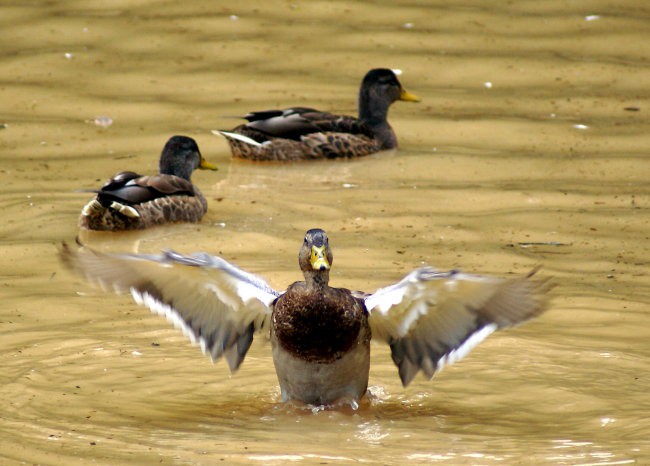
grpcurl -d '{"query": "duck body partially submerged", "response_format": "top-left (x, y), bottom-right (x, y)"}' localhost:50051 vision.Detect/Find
top-left (79, 136), bottom-right (218, 231)
top-left (214, 69), bottom-right (420, 161)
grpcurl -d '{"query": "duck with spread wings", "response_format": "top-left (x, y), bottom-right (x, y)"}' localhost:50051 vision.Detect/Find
top-left (61, 229), bottom-right (552, 407)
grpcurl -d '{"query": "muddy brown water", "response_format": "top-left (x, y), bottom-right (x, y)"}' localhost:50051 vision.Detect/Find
top-left (1, 1), bottom-right (649, 465)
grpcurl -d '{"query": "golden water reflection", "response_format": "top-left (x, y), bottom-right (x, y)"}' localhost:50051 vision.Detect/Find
top-left (1, 1), bottom-right (649, 465)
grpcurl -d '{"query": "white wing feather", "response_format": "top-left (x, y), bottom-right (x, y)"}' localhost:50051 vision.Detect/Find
top-left (212, 130), bottom-right (264, 147)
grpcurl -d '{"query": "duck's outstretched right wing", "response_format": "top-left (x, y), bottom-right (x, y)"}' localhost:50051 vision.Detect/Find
top-left (365, 267), bottom-right (553, 386)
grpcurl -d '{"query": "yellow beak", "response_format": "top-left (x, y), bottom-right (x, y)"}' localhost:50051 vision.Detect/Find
top-left (399, 88), bottom-right (421, 102)
top-left (310, 245), bottom-right (330, 271)
top-left (199, 158), bottom-right (219, 171)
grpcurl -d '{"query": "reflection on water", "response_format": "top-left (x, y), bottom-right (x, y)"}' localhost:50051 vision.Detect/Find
top-left (1, 0), bottom-right (649, 465)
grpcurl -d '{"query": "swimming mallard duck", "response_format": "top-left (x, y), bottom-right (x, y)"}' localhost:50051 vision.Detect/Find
top-left (60, 229), bottom-right (552, 407)
top-left (212, 69), bottom-right (420, 161)
top-left (79, 135), bottom-right (218, 231)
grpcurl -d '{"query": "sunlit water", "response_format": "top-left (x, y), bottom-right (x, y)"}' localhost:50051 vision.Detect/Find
top-left (1, 1), bottom-right (648, 465)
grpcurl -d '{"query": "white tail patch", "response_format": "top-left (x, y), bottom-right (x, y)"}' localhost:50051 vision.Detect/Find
top-left (211, 130), bottom-right (263, 147)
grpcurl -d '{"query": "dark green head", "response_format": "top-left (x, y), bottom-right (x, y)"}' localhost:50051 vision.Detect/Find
top-left (358, 68), bottom-right (419, 124)
top-left (159, 135), bottom-right (218, 180)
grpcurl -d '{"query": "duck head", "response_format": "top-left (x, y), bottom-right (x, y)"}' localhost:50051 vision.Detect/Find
top-left (358, 68), bottom-right (420, 125)
top-left (159, 135), bottom-right (218, 180)
top-left (299, 228), bottom-right (333, 287)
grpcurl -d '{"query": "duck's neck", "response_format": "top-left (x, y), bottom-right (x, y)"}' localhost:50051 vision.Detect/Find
top-left (358, 91), bottom-right (396, 149)
top-left (160, 158), bottom-right (193, 181)
top-left (304, 270), bottom-right (330, 290)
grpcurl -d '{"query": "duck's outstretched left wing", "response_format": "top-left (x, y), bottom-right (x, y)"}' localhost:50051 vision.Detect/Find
top-left (364, 267), bottom-right (552, 386)
top-left (60, 243), bottom-right (281, 372)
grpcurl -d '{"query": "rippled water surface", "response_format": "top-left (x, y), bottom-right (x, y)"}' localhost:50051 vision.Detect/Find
top-left (1, 1), bottom-right (649, 465)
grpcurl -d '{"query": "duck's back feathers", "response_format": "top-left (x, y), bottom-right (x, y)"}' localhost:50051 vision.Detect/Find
top-left (365, 267), bottom-right (553, 386)
top-left (242, 107), bottom-right (322, 140)
top-left (60, 243), bottom-right (279, 371)
top-left (241, 107), bottom-right (373, 142)
top-left (100, 170), bottom-right (141, 188)
top-left (94, 172), bottom-right (196, 207)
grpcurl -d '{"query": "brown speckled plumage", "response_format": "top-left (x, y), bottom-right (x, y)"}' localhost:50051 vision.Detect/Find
top-left (216, 69), bottom-right (419, 161)
top-left (223, 130), bottom-right (383, 162)
top-left (79, 184), bottom-right (208, 230)
top-left (78, 135), bottom-right (217, 231)
top-left (273, 283), bottom-right (368, 363)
